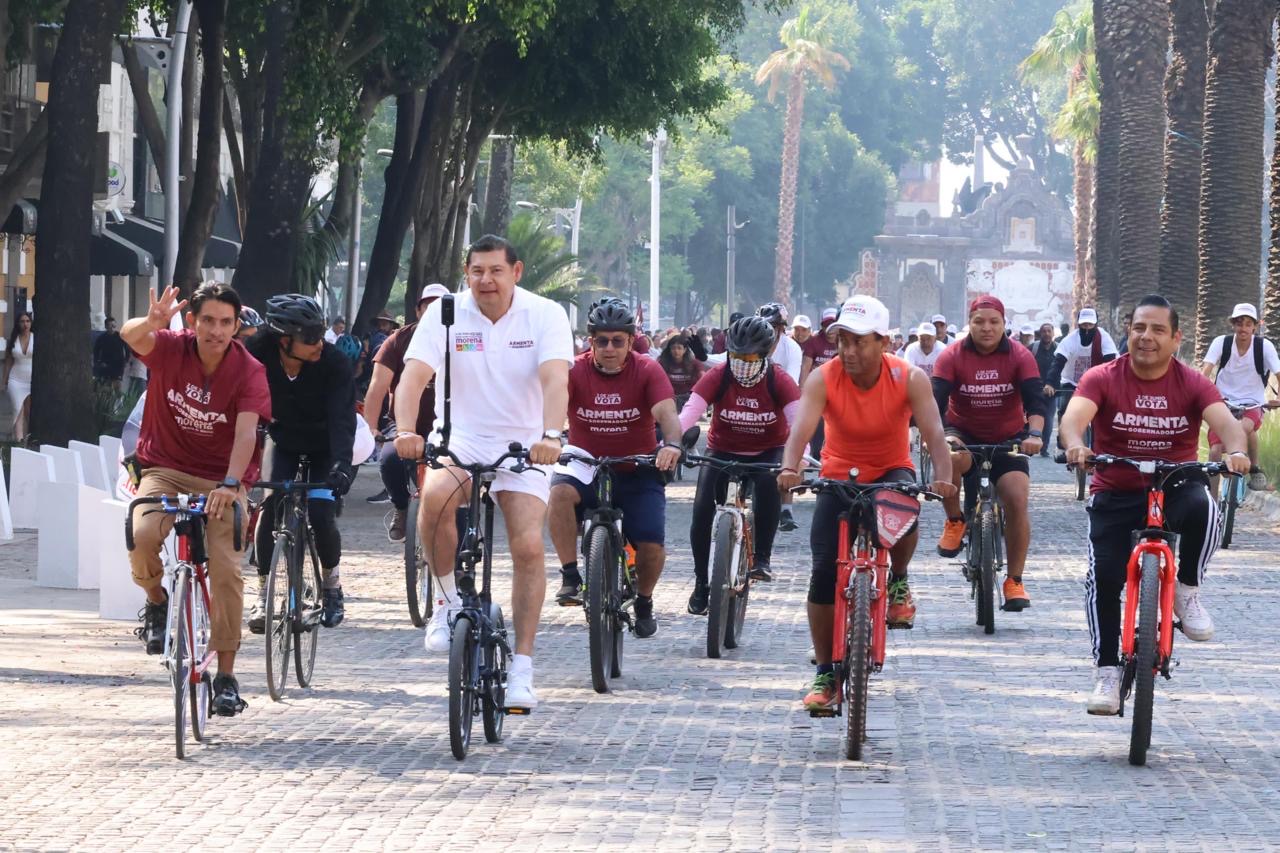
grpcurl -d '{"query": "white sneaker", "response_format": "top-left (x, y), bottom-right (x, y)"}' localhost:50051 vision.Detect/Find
top-left (505, 655), bottom-right (538, 710)
top-left (423, 600), bottom-right (456, 653)
top-left (1087, 665), bottom-right (1123, 716)
top-left (1174, 582), bottom-right (1213, 641)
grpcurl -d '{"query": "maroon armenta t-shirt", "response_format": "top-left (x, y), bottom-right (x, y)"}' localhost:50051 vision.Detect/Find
top-left (1074, 355), bottom-right (1222, 493)
top-left (136, 329), bottom-right (273, 483)
top-left (663, 359), bottom-right (706, 396)
top-left (567, 352), bottom-right (674, 457)
top-left (374, 321), bottom-right (435, 437)
top-left (693, 362), bottom-right (800, 453)
top-left (802, 333), bottom-right (838, 370)
top-left (933, 336), bottom-right (1041, 442)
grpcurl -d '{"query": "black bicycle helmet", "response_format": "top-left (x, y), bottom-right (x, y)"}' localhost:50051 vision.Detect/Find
top-left (265, 293), bottom-right (325, 337)
top-left (726, 315), bottom-right (776, 356)
top-left (239, 307), bottom-right (264, 328)
top-left (756, 302), bottom-right (788, 327)
top-left (587, 298), bottom-right (636, 335)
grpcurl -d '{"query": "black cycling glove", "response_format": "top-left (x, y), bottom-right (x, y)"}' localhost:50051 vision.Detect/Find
top-left (327, 461), bottom-right (355, 496)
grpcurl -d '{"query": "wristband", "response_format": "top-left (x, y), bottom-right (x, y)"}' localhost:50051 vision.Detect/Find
top-left (396, 431), bottom-right (417, 439)
top-left (780, 467), bottom-right (799, 475)
top-left (1228, 451), bottom-right (1249, 458)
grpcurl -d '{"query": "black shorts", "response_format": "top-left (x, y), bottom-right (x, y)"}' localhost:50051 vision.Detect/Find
top-left (944, 427), bottom-right (1030, 484)
top-left (807, 467), bottom-right (916, 605)
top-left (550, 469), bottom-right (666, 546)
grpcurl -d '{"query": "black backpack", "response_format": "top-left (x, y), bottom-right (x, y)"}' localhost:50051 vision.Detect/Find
top-left (1214, 334), bottom-right (1269, 385)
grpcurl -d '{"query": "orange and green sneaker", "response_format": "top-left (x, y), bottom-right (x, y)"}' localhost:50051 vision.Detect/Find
top-left (887, 576), bottom-right (917, 628)
top-left (802, 671), bottom-right (838, 710)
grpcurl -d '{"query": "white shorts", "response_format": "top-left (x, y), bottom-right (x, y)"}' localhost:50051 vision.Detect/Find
top-left (441, 430), bottom-right (551, 504)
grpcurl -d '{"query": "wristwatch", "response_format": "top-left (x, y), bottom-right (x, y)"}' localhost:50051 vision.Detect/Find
top-left (542, 429), bottom-right (565, 445)
top-left (1229, 451), bottom-right (1249, 458)
top-left (1028, 429), bottom-right (1043, 439)
top-left (219, 476), bottom-right (241, 490)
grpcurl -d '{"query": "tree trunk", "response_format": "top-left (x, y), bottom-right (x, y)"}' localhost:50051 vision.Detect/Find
top-left (30, 0), bottom-right (128, 446)
top-left (122, 42), bottom-right (166, 178)
top-left (1092, 0), bottom-right (1123, 322)
top-left (1195, 0), bottom-right (1276, 356)
top-left (178, 18), bottom-right (197, 218)
top-left (1158, 0), bottom-right (1209, 338)
top-left (481, 135), bottom-right (514, 236)
top-left (772, 71), bottom-right (806, 312)
top-left (1072, 138), bottom-right (1095, 311)
top-left (1105, 0), bottom-right (1169, 322)
top-left (172, 0), bottom-right (227, 292)
top-left (222, 85), bottom-right (246, 233)
top-left (1266, 26), bottom-right (1280, 337)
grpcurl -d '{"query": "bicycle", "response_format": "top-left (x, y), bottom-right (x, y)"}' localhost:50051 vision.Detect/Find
top-left (909, 425), bottom-right (932, 486)
top-left (1064, 453), bottom-right (1235, 766)
top-left (420, 441), bottom-right (533, 760)
top-left (683, 451), bottom-right (781, 659)
top-left (1058, 388), bottom-right (1092, 500)
top-left (955, 442), bottom-right (1028, 635)
top-left (557, 450), bottom-right (660, 693)
top-left (403, 460), bottom-right (435, 627)
top-left (125, 493), bottom-right (243, 759)
top-left (257, 460), bottom-right (330, 702)
top-left (790, 475), bottom-right (935, 760)
top-left (1216, 404), bottom-right (1252, 549)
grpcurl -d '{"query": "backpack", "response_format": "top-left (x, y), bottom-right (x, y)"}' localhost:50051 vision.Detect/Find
top-left (1214, 334), bottom-right (1269, 385)
top-left (712, 361), bottom-right (780, 408)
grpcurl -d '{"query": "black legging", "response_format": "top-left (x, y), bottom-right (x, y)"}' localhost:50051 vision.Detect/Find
top-left (690, 447), bottom-right (783, 582)
top-left (254, 448), bottom-right (342, 575)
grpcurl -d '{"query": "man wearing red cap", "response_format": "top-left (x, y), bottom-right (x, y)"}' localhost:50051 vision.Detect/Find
top-left (930, 295), bottom-right (1047, 611)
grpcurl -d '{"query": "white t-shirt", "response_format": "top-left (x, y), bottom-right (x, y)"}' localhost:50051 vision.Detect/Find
top-left (1056, 328), bottom-right (1118, 386)
top-left (773, 334), bottom-right (803, 382)
top-left (903, 340), bottom-right (943, 377)
top-left (324, 328), bottom-right (339, 345)
top-left (404, 287), bottom-right (574, 444)
top-left (1202, 335), bottom-right (1280, 407)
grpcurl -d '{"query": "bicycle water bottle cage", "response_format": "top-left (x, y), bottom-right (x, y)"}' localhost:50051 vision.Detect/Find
top-left (873, 490), bottom-right (921, 549)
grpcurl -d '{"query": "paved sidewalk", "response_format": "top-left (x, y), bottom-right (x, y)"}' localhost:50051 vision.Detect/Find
top-left (2, 459), bottom-right (1279, 850)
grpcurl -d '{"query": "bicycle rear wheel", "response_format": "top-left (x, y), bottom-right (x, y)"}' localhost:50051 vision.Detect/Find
top-left (171, 567), bottom-right (191, 760)
top-left (1129, 552), bottom-right (1160, 766)
top-left (724, 526), bottom-right (751, 649)
top-left (706, 513), bottom-right (736, 659)
top-left (405, 498), bottom-right (433, 626)
top-left (189, 579), bottom-right (211, 743)
top-left (917, 438), bottom-right (932, 487)
top-left (264, 535), bottom-right (292, 701)
top-left (845, 570), bottom-right (872, 761)
top-left (449, 613), bottom-right (477, 760)
top-left (586, 524), bottom-right (617, 693)
top-left (977, 512), bottom-right (996, 635)
top-left (1220, 478), bottom-right (1238, 549)
top-left (294, 535), bottom-right (322, 688)
top-left (482, 603), bottom-right (507, 743)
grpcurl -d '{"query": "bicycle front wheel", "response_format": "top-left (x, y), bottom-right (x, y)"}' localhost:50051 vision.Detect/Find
top-left (264, 535), bottom-right (292, 701)
top-left (171, 567), bottom-right (191, 760)
top-left (188, 578), bottom-right (211, 743)
top-left (1221, 478), bottom-right (1238, 550)
top-left (586, 524), bottom-right (617, 693)
top-left (482, 603), bottom-right (507, 744)
top-left (977, 512), bottom-right (997, 635)
top-left (724, 525), bottom-right (751, 649)
top-left (706, 512), bottom-right (736, 659)
top-left (845, 570), bottom-right (872, 761)
top-left (449, 613), bottom-right (477, 760)
top-left (405, 498), bottom-right (433, 626)
top-left (1129, 552), bottom-right (1160, 766)
top-left (294, 535), bottom-right (322, 688)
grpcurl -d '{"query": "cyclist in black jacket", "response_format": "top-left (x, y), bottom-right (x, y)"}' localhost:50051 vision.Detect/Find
top-left (246, 294), bottom-right (357, 629)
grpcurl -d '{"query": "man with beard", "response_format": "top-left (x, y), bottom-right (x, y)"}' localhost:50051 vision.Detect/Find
top-left (1046, 308), bottom-right (1118, 445)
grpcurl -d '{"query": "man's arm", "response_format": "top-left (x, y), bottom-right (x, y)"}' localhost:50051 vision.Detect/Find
top-left (651, 398), bottom-right (683, 471)
top-left (530, 359), bottom-right (570, 465)
top-left (1058, 395), bottom-right (1099, 464)
top-left (778, 369), bottom-right (827, 480)
top-left (930, 375), bottom-right (953, 429)
top-left (326, 356), bottom-right (357, 479)
top-left (393, 359), bottom-right (435, 437)
top-left (799, 354), bottom-right (815, 386)
top-left (205, 411), bottom-right (260, 521)
top-left (1203, 402), bottom-right (1248, 460)
top-left (1045, 353), bottom-right (1068, 389)
top-left (363, 362), bottom-right (395, 435)
top-left (907, 367), bottom-right (954, 492)
top-left (121, 286), bottom-right (186, 357)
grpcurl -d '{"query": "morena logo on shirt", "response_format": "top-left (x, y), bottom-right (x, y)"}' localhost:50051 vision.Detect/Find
top-left (1134, 394), bottom-right (1169, 410)
top-left (455, 332), bottom-right (483, 352)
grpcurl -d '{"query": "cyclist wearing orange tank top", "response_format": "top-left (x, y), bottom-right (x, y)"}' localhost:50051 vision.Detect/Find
top-left (778, 296), bottom-right (956, 710)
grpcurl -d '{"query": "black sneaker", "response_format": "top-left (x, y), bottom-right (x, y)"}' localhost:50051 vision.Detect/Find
top-left (556, 569), bottom-right (583, 606)
top-left (687, 582), bottom-right (710, 615)
top-left (778, 509), bottom-right (798, 532)
top-left (633, 595), bottom-right (657, 638)
top-left (749, 559), bottom-right (773, 582)
top-left (246, 585), bottom-right (267, 635)
top-left (321, 587), bottom-right (345, 628)
top-left (365, 489), bottom-right (391, 504)
top-left (211, 673), bottom-right (247, 717)
top-left (134, 594), bottom-right (168, 655)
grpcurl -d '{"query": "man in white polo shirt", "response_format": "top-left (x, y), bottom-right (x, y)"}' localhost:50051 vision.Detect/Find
top-left (903, 322), bottom-right (942, 377)
top-left (394, 234), bottom-right (572, 710)
top-left (1201, 302), bottom-right (1280, 490)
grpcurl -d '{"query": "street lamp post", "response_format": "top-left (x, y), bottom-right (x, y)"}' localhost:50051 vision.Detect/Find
top-left (162, 0), bottom-right (194, 295)
top-left (648, 125), bottom-right (665, 334)
top-left (725, 205), bottom-right (748, 325)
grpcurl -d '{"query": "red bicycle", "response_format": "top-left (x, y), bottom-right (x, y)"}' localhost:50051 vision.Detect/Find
top-left (126, 493), bottom-right (242, 759)
top-left (792, 477), bottom-right (936, 760)
top-left (1070, 454), bottom-right (1235, 766)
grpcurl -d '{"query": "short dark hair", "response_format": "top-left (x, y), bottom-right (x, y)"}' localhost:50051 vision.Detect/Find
top-left (189, 282), bottom-right (242, 318)
top-left (465, 234), bottom-right (519, 267)
top-left (105, 316), bottom-right (116, 324)
top-left (1134, 294), bottom-right (1178, 332)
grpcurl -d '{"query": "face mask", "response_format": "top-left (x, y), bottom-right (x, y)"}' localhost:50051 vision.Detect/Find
top-left (729, 356), bottom-right (767, 387)
top-left (1079, 327), bottom-right (1097, 346)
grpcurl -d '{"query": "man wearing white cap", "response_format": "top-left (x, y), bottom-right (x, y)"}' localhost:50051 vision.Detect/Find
top-left (1018, 324), bottom-right (1035, 348)
top-left (1201, 302), bottom-right (1280, 490)
top-left (792, 314), bottom-right (813, 347)
top-left (932, 314), bottom-right (950, 347)
top-left (777, 295), bottom-right (956, 709)
top-left (903, 322), bottom-right (942, 377)
top-left (364, 283), bottom-right (451, 540)
top-left (1045, 307), bottom-right (1118, 436)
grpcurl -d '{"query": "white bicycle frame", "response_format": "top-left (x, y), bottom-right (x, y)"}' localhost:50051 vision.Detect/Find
top-left (707, 480), bottom-right (750, 589)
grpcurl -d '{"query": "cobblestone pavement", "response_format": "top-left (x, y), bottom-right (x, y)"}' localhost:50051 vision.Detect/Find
top-left (2, 458), bottom-right (1280, 850)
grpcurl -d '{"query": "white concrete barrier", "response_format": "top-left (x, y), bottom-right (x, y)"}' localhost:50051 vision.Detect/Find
top-left (99, 434), bottom-right (123, 476)
top-left (36, 481), bottom-right (102, 589)
top-left (0, 460), bottom-right (13, 541)
top-left (39, 444), bottom-right (84, 486)
top-left (97, 498), bottom-right (137, 620)
top-left (68, 440), bottom-right (110, 492)
top-left (10, 447), bottom-right (54, 529)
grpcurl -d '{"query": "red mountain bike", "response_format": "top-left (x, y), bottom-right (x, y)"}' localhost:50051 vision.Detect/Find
top-left (792, 476), bottom-right (937, 760)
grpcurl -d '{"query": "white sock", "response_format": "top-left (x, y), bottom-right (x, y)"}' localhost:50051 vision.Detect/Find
top-left (435, 571), bottom-right (457, 605)
top-left (511, 653), bottom-right (533, 675)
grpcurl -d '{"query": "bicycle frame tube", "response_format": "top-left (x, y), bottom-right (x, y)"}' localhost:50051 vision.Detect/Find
top-left (1121, 489), bottom-right (1177, 664)
top-left (832, 514), bottom-right (853, 665)
top-left (175, 527), bottom-right (217, 682)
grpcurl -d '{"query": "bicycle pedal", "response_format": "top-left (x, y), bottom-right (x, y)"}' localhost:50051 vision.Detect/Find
top-left (503, 706), bottom-right (532, 716)
top-left (808, 707), bottom-right (837, 718)
top-left (887, 621), bottom-right (914, 630)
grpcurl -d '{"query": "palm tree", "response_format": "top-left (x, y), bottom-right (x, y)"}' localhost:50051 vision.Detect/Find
top-left (1266, 65), bottom-right (1280, 338)
top-left (1158, 0), bottom-right (1209, 340)
top-left (755, 9), bottom-right (849, 311)
top-left (1091, 0), bottom-right (1122, 322)
top-left (506, 211), bottom-right (584, 307)
top-left (1022, 4), bottom-right (1097, 310)
top-left (1196, 0), bottom-right (1277, 356)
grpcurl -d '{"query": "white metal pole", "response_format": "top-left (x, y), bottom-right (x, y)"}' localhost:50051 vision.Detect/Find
top-left (346, 159), bottom-right (362, 323)
top-left (648, 125), bottom-right (665, 334)
top-left (162, 0), bottom-right (194, 294)
top-left (569, 196), bottom-right (582, 329)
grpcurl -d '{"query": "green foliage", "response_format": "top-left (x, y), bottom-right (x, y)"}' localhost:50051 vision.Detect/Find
top-left (1021, 2), bottom-right (1098, 163)
top-left (505, 211), bottom-right (582, 306)
top-left (293, 188), bottom-right (343, 298)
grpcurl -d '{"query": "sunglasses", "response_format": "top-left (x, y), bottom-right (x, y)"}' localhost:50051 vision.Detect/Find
top-left (593, 335), bottom-right (629, 349)
top-left (729, 353), bottom-right (765, 362)
top-left (298, 328), bottom-right (324, 345)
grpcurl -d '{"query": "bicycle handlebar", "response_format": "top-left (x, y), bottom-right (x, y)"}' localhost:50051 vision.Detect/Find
top-left (790, 478), bottom-right (942, 502)
top-left (256, 480), bottom-right (332, 492)
top-left (954, 441), bottom-right (1028, 459)
top-left (1053, 452), bottom-right (1236, 479)
top-left (124, 495), bottom-right (242, 553)
top-left (558, 451), bottom-right (659, 468)
top-left (422, 441), bottom-right (541, 476)
top-left (682, 452), bottom-right (782, 474)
